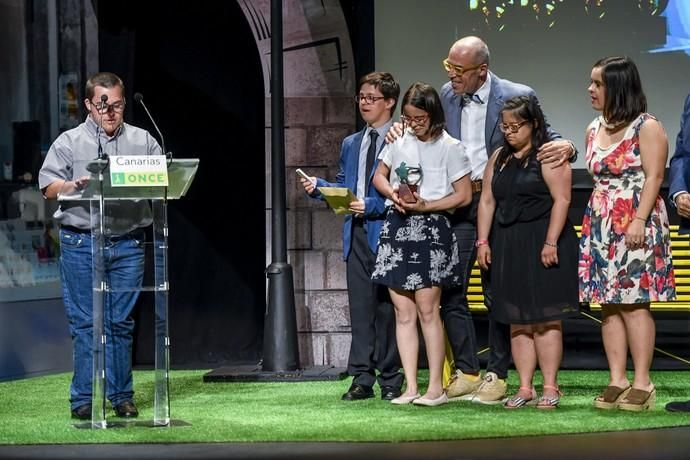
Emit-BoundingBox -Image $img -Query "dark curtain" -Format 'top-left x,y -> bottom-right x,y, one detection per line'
97,0 -> 265,367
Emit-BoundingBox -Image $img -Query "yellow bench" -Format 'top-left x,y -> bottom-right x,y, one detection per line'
466,225 -> 690,312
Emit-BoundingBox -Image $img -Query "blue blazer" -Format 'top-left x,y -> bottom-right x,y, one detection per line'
311,127 -> 387,260
439,71 -> 563,156
668,93 -> 690,234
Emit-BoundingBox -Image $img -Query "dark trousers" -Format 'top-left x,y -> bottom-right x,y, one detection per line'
440,191 -> 511,379
346,222 -> 403,389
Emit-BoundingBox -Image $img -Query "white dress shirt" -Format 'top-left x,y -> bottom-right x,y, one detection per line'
460,73 -> 492,181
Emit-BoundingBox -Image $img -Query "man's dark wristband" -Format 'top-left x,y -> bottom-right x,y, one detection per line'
568,141 -> 578,163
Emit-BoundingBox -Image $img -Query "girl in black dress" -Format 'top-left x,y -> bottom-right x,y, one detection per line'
476,96 -> 579,409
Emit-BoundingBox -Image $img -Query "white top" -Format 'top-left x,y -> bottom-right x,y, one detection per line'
461,72 -> 492,181
379,129 -> 471,206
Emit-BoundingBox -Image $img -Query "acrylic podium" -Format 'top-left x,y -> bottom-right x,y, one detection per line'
58,157 -> 199,428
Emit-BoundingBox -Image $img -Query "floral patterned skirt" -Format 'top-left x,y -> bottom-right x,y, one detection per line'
372,209 -> 461,291
579,189 -> 676,304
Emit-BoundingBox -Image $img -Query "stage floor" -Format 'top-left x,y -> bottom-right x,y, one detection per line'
2,425 -> 690,459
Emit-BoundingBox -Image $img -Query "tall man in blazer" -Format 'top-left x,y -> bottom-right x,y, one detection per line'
668,93 -> 690,234
438,36 -> 577,403
300,72 -> 404,401
666,92 -> 690,412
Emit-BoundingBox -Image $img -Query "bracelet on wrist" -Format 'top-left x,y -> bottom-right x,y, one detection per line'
475,239 -> 489,248
634,216 -> 647,223
568,141 -> 576,158
543,241 -> 558,248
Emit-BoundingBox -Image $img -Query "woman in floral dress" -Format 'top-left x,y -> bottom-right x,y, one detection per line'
580,56 -> 675,411
372,82 -> 472,406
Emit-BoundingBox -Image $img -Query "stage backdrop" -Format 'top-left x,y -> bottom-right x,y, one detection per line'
97,0 -> 266,367
375,0 -> 690,168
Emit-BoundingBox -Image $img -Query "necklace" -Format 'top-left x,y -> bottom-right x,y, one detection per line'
600,116 -> 624,131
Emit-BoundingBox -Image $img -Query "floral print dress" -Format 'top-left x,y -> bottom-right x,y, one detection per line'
579,114 -> 676,304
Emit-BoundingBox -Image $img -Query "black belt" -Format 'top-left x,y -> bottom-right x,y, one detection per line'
352,216 -> 365,226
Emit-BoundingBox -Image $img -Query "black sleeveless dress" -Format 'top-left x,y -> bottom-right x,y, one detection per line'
489,154 -> 579,325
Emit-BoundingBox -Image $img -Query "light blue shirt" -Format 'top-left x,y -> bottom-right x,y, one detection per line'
357,119 -> 393,199
38,116 -> 161,233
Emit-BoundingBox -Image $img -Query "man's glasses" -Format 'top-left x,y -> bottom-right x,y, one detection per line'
499,120 -> 529,133
401,114 -> 428,125
442,59 -> 482,76
91,100 -> 125,113
355,94 -> 385,104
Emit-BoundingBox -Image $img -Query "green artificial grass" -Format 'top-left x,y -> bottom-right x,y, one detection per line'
1,370 -> 690,444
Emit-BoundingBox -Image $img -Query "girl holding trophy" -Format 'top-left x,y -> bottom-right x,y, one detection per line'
372,82 -> 472,406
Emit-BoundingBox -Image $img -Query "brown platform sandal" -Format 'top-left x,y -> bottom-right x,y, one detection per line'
618,387 -> 656,412
593,385 -> 631,410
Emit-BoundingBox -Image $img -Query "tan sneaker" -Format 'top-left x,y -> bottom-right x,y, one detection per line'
471,372 -> 508,405
445,370 -> 482,401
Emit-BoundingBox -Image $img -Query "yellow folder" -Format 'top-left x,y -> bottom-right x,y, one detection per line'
319,187 -> 357,215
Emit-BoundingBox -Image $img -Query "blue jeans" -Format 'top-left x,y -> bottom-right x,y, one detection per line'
59,228 -> 145,410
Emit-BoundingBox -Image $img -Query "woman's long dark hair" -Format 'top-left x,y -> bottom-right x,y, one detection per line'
496,95 -> 548,167
401,82 -> 445,141
593,56 -> 647,126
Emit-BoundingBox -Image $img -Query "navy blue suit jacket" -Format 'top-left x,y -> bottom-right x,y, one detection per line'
311,127 -> 387,260
439,71 -> 563,157
668,93 -> 690,234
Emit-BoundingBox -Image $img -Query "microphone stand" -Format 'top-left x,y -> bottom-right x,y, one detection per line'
91,92 -> 110,426
133,93 -> 170,165
132,92 -> 171,421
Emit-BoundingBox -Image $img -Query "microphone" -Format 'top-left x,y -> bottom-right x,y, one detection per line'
97,94 -> 108,160
133,92 -> 169,160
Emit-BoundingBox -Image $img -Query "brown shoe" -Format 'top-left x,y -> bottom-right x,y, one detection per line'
593,385 -> 631,410
618,388 -> 656,412
71,403 -> 92,420
114,401 -> 139,418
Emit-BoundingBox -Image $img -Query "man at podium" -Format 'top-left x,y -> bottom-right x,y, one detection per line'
38,72 -> 161,420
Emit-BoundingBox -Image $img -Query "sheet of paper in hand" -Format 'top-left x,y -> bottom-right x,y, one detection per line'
318,187 -> 357,215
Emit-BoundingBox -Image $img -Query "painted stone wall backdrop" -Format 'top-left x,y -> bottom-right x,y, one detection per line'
238,0 -> 356,367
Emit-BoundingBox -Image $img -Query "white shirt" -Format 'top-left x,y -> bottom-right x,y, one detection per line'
379,130 -> 471,206
357,120 -> 393,199
460,72 -> 492,181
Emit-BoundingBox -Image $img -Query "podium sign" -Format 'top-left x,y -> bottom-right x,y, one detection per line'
59,158 -> 198,428
109,155 -> 169,187
73,158 -> 199,200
